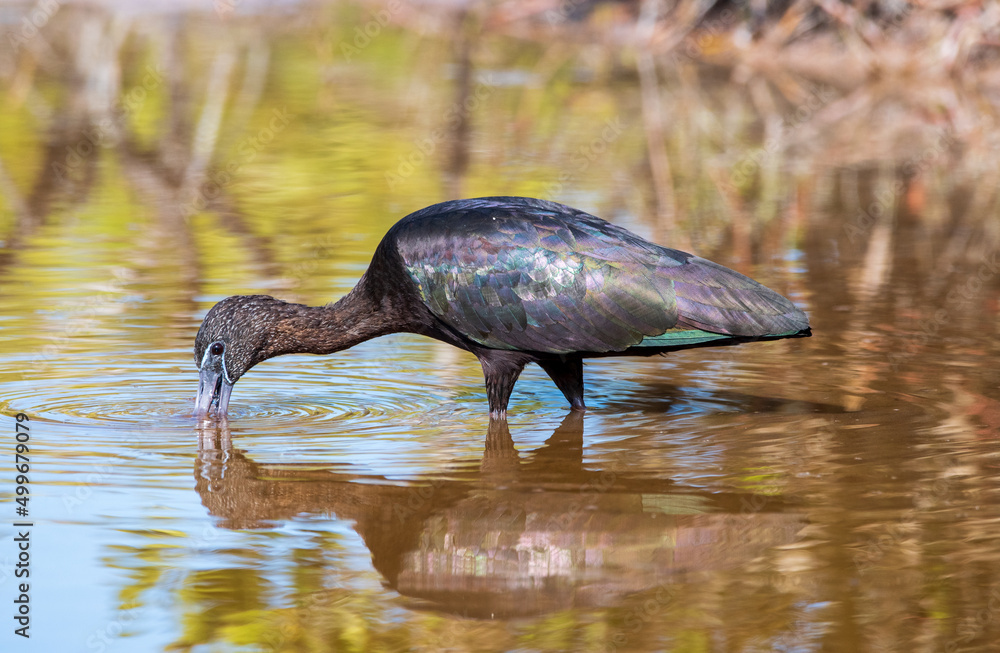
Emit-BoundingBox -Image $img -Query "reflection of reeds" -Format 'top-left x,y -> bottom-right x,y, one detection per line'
2,0 -> 997,375
394,0 -> 997,234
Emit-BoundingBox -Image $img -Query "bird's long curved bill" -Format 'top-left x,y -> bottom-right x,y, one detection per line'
194,366 -> 233,418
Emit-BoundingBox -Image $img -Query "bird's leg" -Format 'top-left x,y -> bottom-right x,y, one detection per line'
478,352 -> 530,419
538,357 -> 586,411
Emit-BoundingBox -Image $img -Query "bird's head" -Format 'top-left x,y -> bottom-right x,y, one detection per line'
193,295 -> 288,419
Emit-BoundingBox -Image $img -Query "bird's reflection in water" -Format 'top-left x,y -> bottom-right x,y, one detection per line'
195,416 -> 805,618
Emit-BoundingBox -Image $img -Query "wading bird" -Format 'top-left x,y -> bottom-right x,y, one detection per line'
194,197 -> 810,419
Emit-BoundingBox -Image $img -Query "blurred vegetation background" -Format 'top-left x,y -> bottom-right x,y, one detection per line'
3,0 -> 999,245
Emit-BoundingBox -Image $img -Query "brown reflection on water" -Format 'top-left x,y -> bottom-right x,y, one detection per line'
196,416 -> 805,619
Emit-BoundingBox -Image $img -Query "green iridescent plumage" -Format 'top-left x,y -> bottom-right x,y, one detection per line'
392,197 -> 808,355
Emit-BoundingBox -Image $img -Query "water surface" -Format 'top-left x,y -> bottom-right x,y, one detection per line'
1,3 -> 999,652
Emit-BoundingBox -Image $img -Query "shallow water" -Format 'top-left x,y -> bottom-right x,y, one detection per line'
2,3 -> 1000,652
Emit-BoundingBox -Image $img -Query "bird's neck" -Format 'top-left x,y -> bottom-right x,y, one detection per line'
266,283 -> 394,358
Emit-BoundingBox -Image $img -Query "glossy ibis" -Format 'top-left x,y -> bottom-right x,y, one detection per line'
194,197 -> 810,419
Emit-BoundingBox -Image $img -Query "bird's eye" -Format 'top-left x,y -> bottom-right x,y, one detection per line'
210,342 -> 224,356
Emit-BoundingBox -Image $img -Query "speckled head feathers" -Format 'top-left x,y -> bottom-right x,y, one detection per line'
194,295 -> 292,382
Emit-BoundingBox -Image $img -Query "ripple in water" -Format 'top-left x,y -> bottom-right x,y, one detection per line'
6,349 -> 453,429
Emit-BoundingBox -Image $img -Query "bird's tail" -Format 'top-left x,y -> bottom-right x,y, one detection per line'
669,256 -> 810,337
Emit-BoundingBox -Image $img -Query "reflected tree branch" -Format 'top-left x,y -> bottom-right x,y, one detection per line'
182,45 -> 237,197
